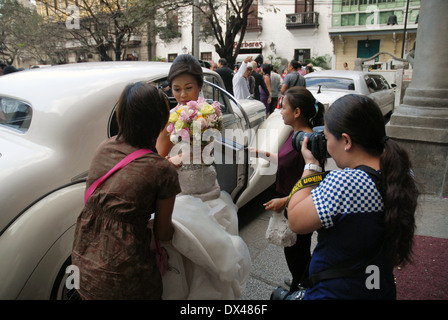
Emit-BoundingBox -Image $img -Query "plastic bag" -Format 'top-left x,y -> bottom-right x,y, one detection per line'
265,211 -> 297,247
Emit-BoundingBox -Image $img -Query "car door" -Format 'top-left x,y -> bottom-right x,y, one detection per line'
202,75 -> 249,201
377,74 -> 395,115
365,74 -> 394,117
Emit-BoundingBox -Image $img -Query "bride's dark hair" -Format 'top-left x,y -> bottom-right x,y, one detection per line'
325,94 -> 419,267
168,54 -> 204,89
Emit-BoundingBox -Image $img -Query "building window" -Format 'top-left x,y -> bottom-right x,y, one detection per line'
341,14 -> 356,26
342,0 -> 358,6
294,49 -> 311,63
168,54 -> 178,62
247,0 -> 262,32
201,52 -> 212,62
295,0 -> 314,12
158,10 -> 181,41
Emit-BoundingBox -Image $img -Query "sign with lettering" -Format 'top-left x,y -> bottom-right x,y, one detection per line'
234,41 -> 264,49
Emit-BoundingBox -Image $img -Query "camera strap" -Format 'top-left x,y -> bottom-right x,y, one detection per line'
284,171 -> 329,215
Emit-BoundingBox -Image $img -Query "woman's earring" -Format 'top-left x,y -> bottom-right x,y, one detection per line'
344,147 -> 348,152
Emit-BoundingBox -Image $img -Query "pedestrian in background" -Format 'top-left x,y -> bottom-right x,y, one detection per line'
72,83 -> 180,300
2,65 -> 19,75
216,58 -> 234,95
269,66 -> 283,115
287,94 -> 418,299
297,61 -> 306,76
305,65 -> 314,74
251,61 -> 269,101
281,60 -> 306,95
259,64 -> 272,116
281,67 -> 288,81
232,56 -> 253,100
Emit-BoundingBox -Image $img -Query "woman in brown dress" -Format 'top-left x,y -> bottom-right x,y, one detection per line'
72,82 -> 181,299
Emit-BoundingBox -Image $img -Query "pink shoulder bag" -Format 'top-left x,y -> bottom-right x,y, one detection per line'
84,148 -> 169,275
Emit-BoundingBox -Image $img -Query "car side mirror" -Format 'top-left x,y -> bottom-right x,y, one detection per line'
390,83 -> 397,88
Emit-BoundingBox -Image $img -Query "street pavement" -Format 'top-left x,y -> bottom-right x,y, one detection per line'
237,159 -> 448,300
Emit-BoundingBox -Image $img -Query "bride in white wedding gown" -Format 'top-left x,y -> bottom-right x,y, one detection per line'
155,54 -> 251,300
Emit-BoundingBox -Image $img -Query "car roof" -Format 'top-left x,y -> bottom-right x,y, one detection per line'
0,61 -> 175,110
305,70 -> 368,79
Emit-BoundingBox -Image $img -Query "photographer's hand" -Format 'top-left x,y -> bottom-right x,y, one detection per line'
301,136 -> 319,167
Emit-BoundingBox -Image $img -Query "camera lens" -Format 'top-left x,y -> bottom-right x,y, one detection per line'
292,131 -> 312,152
292,126 -> 329,162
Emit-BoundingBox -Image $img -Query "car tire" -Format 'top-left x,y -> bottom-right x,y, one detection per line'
50,256 -> 81,300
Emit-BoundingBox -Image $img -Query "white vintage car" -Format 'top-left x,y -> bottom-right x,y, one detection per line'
305,70 -> 396,119
0,61 -> 290,299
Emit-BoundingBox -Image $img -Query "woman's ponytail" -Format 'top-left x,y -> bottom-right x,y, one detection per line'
380,139 -> 419,266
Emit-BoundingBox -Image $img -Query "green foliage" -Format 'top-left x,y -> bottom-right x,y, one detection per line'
156,19 -> 182,43
304,54 -> 332,70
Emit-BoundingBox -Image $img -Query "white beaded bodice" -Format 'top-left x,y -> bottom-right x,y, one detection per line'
177,164 -> 221,201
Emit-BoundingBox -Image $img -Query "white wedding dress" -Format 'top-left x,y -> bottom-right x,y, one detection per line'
161,164 -> 251,300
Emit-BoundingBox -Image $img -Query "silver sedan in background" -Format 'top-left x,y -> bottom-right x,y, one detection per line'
305,70 -> 396,120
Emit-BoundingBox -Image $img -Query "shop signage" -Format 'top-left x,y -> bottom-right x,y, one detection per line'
234,41 -> 264,49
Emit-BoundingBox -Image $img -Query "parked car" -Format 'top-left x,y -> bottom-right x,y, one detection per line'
0,61 -> 290,299
304,70 -> 396,119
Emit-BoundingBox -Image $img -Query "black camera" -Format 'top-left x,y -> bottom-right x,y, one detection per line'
270,286 -> 306,300
292,126 -> 329,162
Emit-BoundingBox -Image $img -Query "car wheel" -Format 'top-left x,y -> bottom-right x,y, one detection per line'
50,256 -> 81,300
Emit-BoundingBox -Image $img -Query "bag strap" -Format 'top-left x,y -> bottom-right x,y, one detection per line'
292,72 -> 300,87
84,148 -> 153,204
301,245 -> 384,288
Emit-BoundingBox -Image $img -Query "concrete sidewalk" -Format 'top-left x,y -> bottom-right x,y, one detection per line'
238,188 -> 448,300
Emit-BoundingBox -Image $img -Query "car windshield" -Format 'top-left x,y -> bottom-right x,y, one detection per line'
306,77 -> 355,91
0,97 -> 32,133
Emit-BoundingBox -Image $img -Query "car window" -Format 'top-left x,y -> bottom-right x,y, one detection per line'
0,97 -> 32,133
203,75 -> 229,114
365,75 -> 389,92
377,75 -> 390,89
305,77 -> 355,91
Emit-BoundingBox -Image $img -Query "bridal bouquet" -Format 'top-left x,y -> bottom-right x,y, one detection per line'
167,98 -> 223,145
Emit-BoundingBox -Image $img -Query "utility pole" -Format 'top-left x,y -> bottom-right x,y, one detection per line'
192,0 -> 200,59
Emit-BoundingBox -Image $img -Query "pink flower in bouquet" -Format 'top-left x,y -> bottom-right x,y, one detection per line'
212,101 -> 222,117
166,122 -> 175,134
194,116 -> 207,130
186,100 -> 199,110
205,114 -> 218,127
179,108 -> 198,123
167,98 -> 223,146
178,128 -> 190,141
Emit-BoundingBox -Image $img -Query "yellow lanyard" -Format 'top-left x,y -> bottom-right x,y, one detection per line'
285,171 -> 329,208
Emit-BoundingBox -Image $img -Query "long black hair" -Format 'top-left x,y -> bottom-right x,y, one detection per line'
116,82 -> 169,151
283,86 -> 324,128
325,94 -> 419,266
